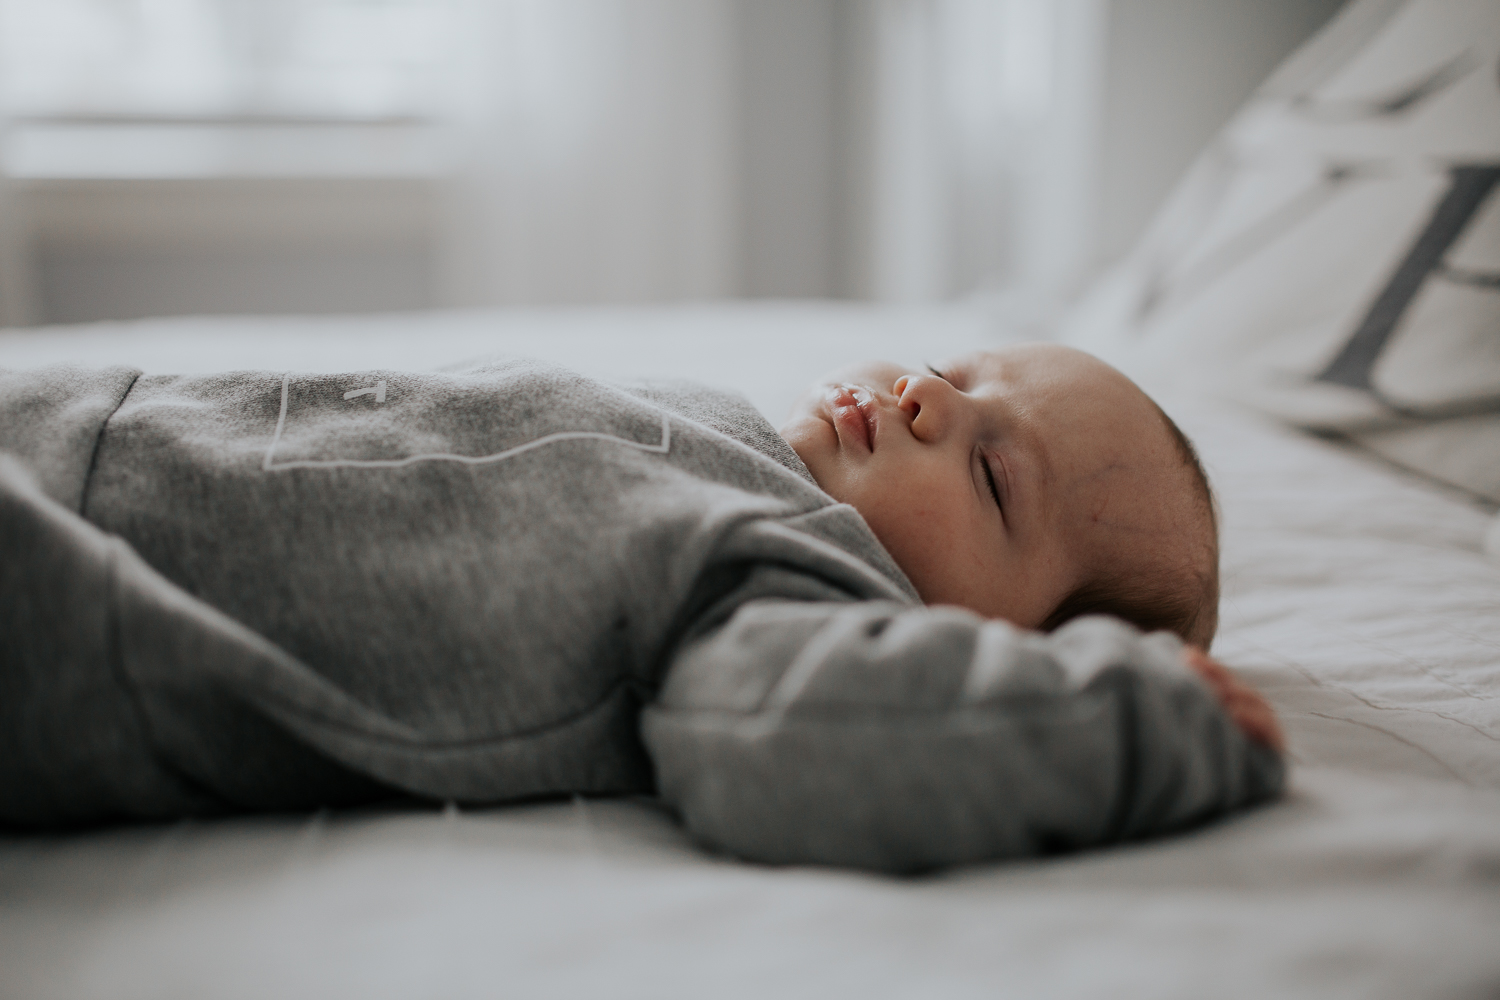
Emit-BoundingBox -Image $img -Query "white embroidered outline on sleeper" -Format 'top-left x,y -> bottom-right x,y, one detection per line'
262,374 -> 671,471
343,380 -> 387,403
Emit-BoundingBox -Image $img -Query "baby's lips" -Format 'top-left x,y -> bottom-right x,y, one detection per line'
825,383 -> 871,406
825,384 -> 874,451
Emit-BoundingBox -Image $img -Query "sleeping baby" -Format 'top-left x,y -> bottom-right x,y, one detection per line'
0,344 -> 1283,872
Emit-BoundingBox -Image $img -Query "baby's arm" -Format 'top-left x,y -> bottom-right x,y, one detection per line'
643,597 -> 1284,873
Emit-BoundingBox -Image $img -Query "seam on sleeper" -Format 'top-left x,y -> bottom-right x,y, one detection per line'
78,370 -> 140,517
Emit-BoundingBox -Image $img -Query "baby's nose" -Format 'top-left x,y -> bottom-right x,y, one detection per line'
895,374 -> 955,441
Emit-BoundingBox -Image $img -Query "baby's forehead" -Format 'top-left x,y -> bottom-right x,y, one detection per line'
958,347 -> 1155,416
959,342 -> 1119,373
1063,421 -> 1213,559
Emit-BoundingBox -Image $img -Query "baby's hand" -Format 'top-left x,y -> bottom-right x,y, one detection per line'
1182,647 -> 1286,754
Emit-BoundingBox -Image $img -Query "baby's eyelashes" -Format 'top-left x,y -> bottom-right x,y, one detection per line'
980,452 -> 1003,513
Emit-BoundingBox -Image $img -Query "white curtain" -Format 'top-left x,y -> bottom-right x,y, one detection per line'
437,0 -> 740,306
434,0 -> 1105,308
845,0 -> 1104,306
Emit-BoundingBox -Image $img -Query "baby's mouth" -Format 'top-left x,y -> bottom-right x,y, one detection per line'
826,384 -> 874,452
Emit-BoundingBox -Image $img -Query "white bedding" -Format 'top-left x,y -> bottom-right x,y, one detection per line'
2,304 -> 1498,1000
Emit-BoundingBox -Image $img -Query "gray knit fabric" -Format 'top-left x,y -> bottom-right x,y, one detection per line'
0,359 -> 1282,871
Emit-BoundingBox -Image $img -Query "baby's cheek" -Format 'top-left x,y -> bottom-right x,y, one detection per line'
864,508 -> 973,605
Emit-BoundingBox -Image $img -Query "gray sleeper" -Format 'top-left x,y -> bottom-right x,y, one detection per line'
0,359 -> 1282,872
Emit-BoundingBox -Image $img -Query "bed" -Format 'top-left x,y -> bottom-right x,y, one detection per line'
0,300 -> 1497,1000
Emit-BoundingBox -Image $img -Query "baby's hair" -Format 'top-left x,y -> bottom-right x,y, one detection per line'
1040,405 -> 1220,647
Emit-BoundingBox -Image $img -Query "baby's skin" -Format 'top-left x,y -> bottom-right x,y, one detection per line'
779,342 -> 1284,753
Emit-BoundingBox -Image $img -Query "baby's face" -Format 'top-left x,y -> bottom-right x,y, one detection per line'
780,343 -> 1212,634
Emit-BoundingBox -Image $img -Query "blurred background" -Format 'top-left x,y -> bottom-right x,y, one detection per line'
0,0 -> 1344,328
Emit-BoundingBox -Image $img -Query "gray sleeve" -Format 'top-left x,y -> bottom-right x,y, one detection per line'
642,597 -> 1285,873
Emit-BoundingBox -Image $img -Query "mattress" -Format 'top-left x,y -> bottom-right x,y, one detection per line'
2,303 -> 1498,1000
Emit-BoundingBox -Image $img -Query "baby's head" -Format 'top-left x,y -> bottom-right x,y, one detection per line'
780,343 -> 1219,646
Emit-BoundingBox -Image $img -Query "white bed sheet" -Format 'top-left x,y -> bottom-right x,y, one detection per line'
2,304 -> 1498,1000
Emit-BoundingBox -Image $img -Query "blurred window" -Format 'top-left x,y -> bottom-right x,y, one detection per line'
0,0 -> 456,178
0,0 -> 455,121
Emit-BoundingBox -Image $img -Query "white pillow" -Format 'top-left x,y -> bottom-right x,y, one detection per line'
1062,0 -> 1500,502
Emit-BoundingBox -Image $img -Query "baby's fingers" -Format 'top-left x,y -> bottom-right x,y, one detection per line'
1226,688 -> 1286,754
1182,647 -> 1286,754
